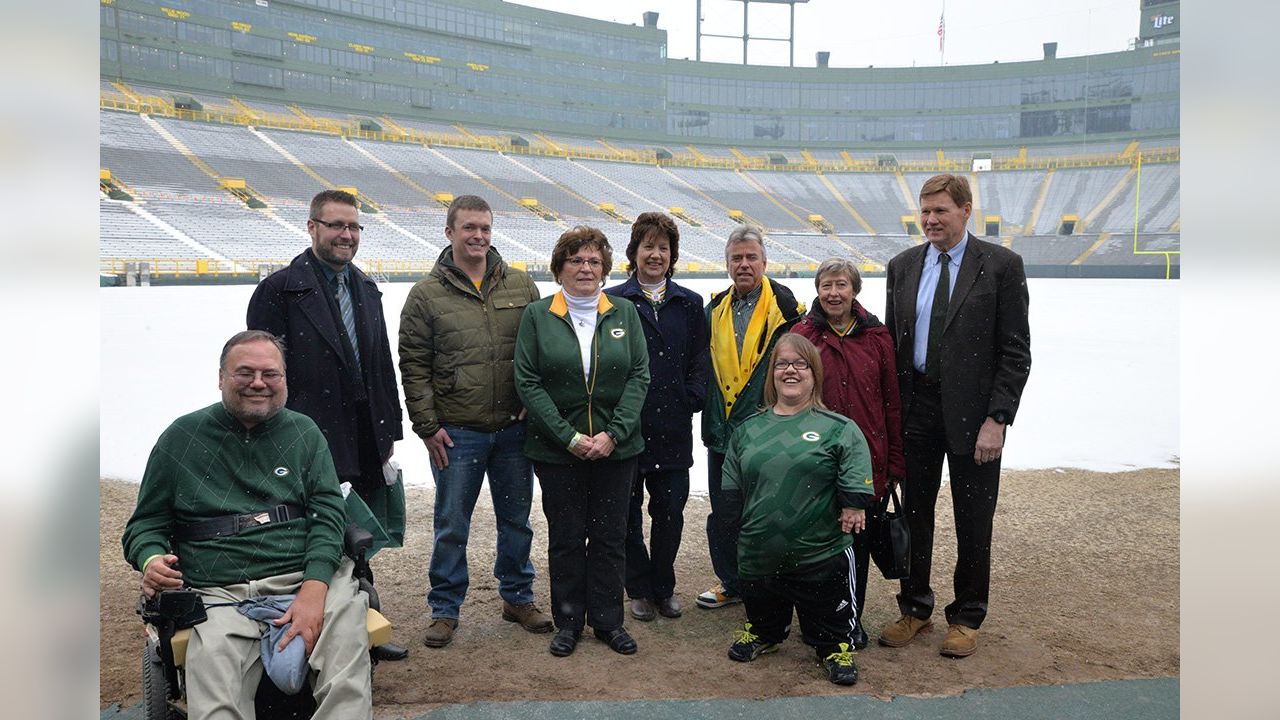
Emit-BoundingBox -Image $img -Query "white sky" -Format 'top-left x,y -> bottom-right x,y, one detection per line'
509,0 -> 1140,68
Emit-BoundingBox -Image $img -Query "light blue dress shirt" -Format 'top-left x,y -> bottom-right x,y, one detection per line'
912,234 -> 969,373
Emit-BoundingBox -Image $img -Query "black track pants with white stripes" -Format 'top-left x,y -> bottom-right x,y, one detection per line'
740,546 -> 860,658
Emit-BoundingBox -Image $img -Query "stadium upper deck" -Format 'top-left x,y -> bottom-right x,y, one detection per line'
99,1 -> 1178,281
100,0 -> 1178,152
99,87 -> 1179,280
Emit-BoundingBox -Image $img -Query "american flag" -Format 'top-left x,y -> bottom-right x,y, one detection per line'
938,12 -> 945,53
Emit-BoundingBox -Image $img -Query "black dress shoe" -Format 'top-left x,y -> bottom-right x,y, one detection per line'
851,624 -> 869,651
629,598 -> 656,621
656,596 -> 683,618
549,628 -> 580,657
593,626 -> 638,655
371,642 -> 410,661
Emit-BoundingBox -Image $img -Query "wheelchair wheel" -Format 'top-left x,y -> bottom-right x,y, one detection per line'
142,642 -> 182,720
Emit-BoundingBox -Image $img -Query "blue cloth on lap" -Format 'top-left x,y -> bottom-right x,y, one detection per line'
235,594 -> 308,695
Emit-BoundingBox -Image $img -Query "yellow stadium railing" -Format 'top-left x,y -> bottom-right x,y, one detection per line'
101,91 -> 1177,174
100,257 -> 444,278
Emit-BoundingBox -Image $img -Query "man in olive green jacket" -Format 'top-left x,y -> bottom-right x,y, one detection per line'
398,196 -> 552,647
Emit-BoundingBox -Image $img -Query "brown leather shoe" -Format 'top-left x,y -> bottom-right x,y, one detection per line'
656,596 -> 683,618
422,618 -> 457,648
502,601 -> 555,633
878,615 -> 932,648
940,624 -> 978,657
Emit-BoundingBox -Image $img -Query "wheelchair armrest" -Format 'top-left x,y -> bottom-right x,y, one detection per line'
343,523 -> 374,559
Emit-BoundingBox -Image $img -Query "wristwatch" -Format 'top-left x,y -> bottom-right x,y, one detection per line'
988,410 -> 1011,425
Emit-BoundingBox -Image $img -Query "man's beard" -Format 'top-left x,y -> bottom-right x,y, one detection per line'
227,391 -> 283,425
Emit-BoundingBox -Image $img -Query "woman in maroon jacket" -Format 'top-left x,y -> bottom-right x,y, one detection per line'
791,257 -> 905,649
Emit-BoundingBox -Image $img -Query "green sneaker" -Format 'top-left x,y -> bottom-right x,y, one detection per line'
727,622 -> 779,662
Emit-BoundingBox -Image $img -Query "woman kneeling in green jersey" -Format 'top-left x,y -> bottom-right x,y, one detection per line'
720,333 -> 875,686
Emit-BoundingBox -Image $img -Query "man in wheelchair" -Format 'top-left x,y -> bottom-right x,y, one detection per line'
123,330 -> 375,719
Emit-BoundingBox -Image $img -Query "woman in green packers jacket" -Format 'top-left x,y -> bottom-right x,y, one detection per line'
514,226 -> 651,658
720,333 -> 875,687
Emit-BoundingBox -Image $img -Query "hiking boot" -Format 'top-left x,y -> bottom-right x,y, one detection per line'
940,624 -> 978,658
696,585 -> 742,609
727,623 -> 780,662
502,601 -> 555,633
820,643 -> 859,686
422,618 -> 457,648
878,615 -> 932,647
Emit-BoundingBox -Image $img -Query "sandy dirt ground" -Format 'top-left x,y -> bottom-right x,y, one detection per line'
100,468 -> 1178,717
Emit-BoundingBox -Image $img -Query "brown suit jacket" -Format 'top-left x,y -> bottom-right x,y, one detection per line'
884,234 -> 1031,454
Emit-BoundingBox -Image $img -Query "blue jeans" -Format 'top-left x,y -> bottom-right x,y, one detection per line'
427,423 -> 536,619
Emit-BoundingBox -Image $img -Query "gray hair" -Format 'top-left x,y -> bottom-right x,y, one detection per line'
220,330 -> 287,370
814,258 -> 863,294
725,224 -> 766,259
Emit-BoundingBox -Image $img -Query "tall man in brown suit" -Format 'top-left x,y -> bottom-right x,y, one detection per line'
880,174 -> 1031,658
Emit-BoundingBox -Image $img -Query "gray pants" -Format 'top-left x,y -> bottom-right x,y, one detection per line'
187,559 -> 371,720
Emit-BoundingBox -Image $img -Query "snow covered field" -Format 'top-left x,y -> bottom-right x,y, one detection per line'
100,278 -> 1178,490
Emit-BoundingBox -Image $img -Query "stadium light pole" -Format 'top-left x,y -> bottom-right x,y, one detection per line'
696,0 -> 809,67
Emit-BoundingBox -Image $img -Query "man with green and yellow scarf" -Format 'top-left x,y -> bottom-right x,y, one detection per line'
698,226 -> 804,610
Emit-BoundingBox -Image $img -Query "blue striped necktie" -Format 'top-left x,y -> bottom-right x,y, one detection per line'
335,273 -> 362,373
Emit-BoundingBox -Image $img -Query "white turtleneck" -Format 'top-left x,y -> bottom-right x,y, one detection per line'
563,290 -> 599,378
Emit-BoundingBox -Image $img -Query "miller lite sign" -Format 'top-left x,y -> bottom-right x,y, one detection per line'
1139,2 -> 1179,39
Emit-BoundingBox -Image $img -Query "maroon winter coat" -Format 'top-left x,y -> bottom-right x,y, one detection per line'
792,300 -> 905,499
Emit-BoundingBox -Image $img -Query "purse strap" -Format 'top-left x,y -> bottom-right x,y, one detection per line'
885,483 -> 903,514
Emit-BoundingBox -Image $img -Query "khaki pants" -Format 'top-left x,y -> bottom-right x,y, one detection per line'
186,559 -> 371,720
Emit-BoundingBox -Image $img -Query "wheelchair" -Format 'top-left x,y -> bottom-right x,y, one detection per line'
138,524 -> 393,720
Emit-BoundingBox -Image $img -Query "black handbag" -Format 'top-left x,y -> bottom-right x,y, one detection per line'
868,484 -> 910,580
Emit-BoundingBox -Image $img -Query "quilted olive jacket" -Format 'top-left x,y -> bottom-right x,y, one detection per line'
399,247 -> 539,438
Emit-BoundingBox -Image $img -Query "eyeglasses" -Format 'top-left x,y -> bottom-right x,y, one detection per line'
773,360 -> 811,371
311,218 -> 364,233
565,257 -> 603,269
228,369 -> 285,384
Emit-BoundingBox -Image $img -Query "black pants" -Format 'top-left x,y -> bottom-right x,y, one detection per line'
625,467 -> 690,601
741,549 -> 860,658
535,457 -> 636,633
705,449 -> 740,596
898,379 -> 1001,629
851,509 -> 873,622
340,405 -> 406,547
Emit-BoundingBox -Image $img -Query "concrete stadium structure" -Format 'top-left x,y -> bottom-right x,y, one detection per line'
99,0 -> 1179,282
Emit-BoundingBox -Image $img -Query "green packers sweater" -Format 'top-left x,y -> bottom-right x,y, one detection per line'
722,407 -> 874,578
122,403 -> 346,587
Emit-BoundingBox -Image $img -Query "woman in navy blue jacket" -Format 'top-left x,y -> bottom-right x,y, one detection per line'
604,212 -> 710,621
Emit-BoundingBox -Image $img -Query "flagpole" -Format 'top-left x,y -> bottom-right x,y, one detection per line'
939,2 -> 946,66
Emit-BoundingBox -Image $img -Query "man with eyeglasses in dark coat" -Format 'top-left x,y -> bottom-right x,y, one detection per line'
247,189 -> 407,661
